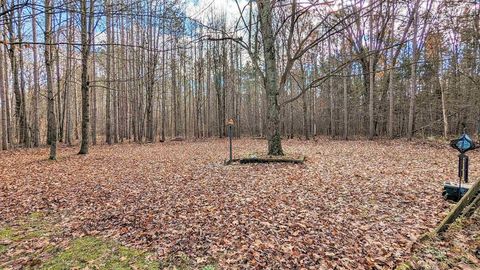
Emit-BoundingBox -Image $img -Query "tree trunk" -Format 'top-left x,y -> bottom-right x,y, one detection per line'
7,6 -> 25,146
368,13 -> 375,140
343,64 -> 348,140
78,0 -> 92,154
16,3 -> 29,147
31,0 -> 40,147
90,21 -> 97,145
161,6 -> 166,142
387,51 -> 395,139
407,9 -> 419,140
65,9 -> 73,146
328,38 -> 335,138
105,0 -> 112,145
258,0 -> 283,155
2,40 -> 12,146
45,0 -> 57,159
0,36 -> 7,150
440,74 -> 448,139
112,20 -> 119,144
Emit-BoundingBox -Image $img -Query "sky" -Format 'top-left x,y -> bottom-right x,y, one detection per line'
185,0 -> 249,27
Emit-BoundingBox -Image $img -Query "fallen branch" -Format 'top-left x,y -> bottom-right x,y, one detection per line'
433,179 -> 480,235
239,155 -> 305,164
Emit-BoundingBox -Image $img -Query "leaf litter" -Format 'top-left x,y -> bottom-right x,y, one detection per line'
1,138 -> 477,269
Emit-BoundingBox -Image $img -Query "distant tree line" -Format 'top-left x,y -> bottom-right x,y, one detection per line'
0,0 -> 478,158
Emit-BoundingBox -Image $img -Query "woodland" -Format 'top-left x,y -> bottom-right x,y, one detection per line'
0,0 -> 477,156
0,0 -> 480,269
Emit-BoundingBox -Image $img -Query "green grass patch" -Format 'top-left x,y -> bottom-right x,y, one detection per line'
395,262 -> 412,270
158,252 -> 217,270
423,247 -> 447,261
0,244 -> 7,255
0,227 -> 14,241
41,236 -> 159,270
1,212 -> 217,269
0,212 -> 49,243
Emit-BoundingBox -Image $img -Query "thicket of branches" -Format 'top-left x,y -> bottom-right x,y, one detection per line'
0,0 -> 478,157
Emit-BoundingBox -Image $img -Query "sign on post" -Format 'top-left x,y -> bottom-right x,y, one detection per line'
226,119 -> 235,164
444,132 -> 477,201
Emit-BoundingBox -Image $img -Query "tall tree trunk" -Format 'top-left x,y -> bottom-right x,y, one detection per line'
387,12 -> 395,139
65,8 -> 73,146
105,0 -> 112,145
258,0 -> 283,155
214,41 -> 223,138
440,77 -> 448,139
90,22 -> 97,145
328,38 -> 335,138
171,44 -> 178,138
300,64 -> 309,140
45,0 -> 57,159
407,9 -> 419,140
0,34 -> 7,150
387,49 -> 395,138
343,64 -> 349,140
55,34 -> 63,143
112,19 -> 118,144
7,4 -> 26,146
183,48 -> 188,137
2,40 -> 12,145
368,13 -> 375,140
16,3 -> 29,147
161,7 -> 166,142
78,0 -> 92,154
145,6 -> 156,143
31,0 -> 40,147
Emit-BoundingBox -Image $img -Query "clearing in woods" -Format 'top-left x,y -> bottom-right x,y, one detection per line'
0,138 -> 476,269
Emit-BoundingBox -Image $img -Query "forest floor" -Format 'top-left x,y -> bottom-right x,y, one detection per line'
405,208 -> 480,270
0,138 -> 479,269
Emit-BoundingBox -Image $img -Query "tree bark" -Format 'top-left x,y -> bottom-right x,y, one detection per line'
90,17 -> 97,145
105,0 -> 112,145
368,13 -> 375,140
328,38 -> 335,138
407,8 -> 419,140
45,0 -> 57,159
258,0 -> 283,155
78,0 -> 92,154
0,34 -> 7,150
2,39 -> 12,146
7,4 -> 26,146
16,3 -> 29,147
343,63 -> 349,140
31,0 -> 40,147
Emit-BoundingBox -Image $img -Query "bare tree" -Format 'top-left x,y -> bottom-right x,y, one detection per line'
79,0 -> 94,154
45,0 -> 57,160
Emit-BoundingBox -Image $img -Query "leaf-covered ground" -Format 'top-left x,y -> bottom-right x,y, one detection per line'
406,208 -> 480,270
0,138 -> 478,269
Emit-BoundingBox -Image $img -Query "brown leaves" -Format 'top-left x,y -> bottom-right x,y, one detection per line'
1,138 -> 476,269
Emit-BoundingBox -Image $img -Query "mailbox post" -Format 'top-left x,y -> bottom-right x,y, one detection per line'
227,119 -> 234,164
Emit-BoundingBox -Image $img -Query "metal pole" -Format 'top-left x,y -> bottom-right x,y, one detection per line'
464,155 -> 469,183
229,125 -> 232,163
458,153 -> 464,199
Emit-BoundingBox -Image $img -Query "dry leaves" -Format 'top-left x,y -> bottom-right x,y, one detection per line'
1,138 -> 477,269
